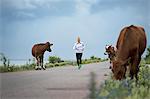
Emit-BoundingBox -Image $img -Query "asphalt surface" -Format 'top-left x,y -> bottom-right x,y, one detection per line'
1,61 -> 111,99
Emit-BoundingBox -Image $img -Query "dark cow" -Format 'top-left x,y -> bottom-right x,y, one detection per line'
104,45 -> 116,69
32,42 -> 53,70
111,25 -> 147,80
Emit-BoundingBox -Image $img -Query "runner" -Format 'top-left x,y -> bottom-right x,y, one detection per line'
73,37 -> 85,69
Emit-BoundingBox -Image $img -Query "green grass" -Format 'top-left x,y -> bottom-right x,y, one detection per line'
0,57 -> 107,73
88,64 -> 150,99
145,58 -> 150,64
0,63 -> 35,73
45,61 -> 74,68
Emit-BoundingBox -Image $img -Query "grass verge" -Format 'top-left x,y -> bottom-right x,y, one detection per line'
88,64 -> 150,99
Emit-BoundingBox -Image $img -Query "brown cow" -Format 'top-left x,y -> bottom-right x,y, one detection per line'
104,45 -> 116,69
32,42 -> 53,70
111,25 -> 147,81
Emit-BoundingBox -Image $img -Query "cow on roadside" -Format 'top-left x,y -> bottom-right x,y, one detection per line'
32,42 -> 53,70
111,25 -> 147,81
104,45 -> 116,69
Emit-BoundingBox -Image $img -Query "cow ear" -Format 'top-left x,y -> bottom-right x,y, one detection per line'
104,52 -> 107,55
50,44 -> 53,46
112,47 -> 114,50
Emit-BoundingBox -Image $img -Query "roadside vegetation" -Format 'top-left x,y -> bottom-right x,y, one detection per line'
144,46 -> 150,64
89,46 -> 150,99
0,55 -> 107,73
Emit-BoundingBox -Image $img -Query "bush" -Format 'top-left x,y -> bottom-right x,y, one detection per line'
95,65 -> 150,99
48,56 -> 61,63
45,63 -> 55,68
82,59 -> 101,64
145,46 -> 150,64
88,72 -> 97,99
45,61 -> 73,68
0,66 -> 9,72
90,56 -> 101,60
0,63 -> 35,73
54,63 -> 59,67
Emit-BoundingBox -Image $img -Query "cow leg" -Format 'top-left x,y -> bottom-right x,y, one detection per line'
41,55 -> 46,70
38,56 -> 42,70
35,57 -> 39,70
123,66 -> 127,79
135,57 -> 141,81
130,54 -> 140,81
129,64 -> 134,79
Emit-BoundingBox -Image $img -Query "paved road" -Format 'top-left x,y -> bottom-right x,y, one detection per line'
1,61 -> 111,99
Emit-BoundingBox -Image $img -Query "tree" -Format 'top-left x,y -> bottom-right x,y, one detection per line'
0,53 -> 7,67
90,56 -> 96,60
48,56 -> 61,63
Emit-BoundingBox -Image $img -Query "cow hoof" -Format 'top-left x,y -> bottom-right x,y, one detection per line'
35,66 -> 39,70
42,68 -> 46,70
109,66 -> 112,69
35,68 -> 38,70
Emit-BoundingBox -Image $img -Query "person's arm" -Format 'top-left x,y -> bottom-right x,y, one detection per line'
82,42 -> 85,51
73,43 -> 76,50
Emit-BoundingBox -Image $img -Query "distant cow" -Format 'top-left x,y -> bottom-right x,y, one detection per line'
104,45 -> 116,69
32,42 -> 53,70
111,25 -> 147,80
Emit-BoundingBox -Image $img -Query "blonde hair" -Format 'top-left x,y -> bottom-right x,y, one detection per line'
77,36 -> 80,43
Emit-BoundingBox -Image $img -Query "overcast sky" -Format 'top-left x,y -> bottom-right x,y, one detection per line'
0,0 -> 150,62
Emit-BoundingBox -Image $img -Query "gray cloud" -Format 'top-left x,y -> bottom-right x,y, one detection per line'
91,0 -> 149,14
1,0 -> 75,21
1,0 -> 149,21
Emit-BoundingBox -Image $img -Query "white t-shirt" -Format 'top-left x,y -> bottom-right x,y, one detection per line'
73,42 -> 85,53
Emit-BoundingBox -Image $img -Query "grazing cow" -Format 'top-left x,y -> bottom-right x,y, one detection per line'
111,25 -> 147,80
104,45 -> 116,69
32,42 -> 53,70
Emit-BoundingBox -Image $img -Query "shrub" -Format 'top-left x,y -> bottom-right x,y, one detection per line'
45,61 -> 73,68
48,56 -> 61,63
88,64 -> 150,99
0,63 -> 36,73
88,72 -> 97,99
90,56 -> 101,60
54,63 -> 59,67
45,63 -> 55,68
145,46 -> 150,64
82,59 -> 101,64
90,56 -> 96,60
